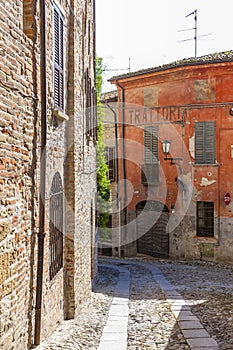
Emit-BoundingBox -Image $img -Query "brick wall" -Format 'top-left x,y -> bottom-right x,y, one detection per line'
0,0 -> 97,348
0,0 -> 35,347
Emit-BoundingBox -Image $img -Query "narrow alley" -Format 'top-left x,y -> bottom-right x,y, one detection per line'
34,257 -> 233,350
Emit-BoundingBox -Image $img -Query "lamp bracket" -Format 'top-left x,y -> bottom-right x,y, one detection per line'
164,157 -> 183,165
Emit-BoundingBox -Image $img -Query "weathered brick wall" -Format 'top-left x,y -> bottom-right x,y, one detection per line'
39,0 -> 97,341
0,0 -> 97,348
0,0 -> 35,348
72,0 -> 96,313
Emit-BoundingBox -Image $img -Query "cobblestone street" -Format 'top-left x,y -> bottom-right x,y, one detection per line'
35,257 -> 233,350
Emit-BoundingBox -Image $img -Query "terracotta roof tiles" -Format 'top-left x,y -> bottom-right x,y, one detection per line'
109,50 -> 233,81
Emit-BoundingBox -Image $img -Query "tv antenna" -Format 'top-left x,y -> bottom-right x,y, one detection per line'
103,57 -> 131,73
178,9 -> 212,57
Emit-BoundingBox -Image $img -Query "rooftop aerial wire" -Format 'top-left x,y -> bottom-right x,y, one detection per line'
103,57 -> 131,72
178,9 -> 197,57
178,9 -> 212,58
186,9 -> 197,57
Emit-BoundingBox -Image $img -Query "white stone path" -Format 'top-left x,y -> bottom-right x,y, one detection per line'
98,264 -> 130,350
98,260 -> 220,350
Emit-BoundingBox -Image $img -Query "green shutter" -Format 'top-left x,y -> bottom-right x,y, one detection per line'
144,126 -> 158,163
195,122 -> 215,164
205,122 -> 215,164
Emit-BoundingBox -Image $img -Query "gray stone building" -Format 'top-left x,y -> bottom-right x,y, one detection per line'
0,0 -> 97,349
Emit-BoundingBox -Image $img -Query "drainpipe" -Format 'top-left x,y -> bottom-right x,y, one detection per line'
93,0 -> 96,81
34,0 -> 47,345
116,81 -> 127,257
106,103 -> 119,186
106,102 -> 121,256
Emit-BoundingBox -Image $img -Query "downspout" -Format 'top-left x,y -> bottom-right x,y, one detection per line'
116,81 -> 127,256
106,103 -> 119,186
93,0 -> 96,81
34,0 -> 47,345
106,102 -> 121,256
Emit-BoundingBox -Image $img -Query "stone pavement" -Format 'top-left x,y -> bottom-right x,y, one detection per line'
35,257 -> 233,349
98,265 -> 130,350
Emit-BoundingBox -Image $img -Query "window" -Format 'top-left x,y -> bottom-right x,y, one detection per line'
85,70 -> 97,140
54,6 -> 64,111
142,126 -> 159,185
144,126 -> 158,163
49,172 -> 63,280
195,122 -> 215,164
197,201 -> 214,237
106,146 -> 116,182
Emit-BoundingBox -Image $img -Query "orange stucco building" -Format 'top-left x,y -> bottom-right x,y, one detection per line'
109,51 -> 233,262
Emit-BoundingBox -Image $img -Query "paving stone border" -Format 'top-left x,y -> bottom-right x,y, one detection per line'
98,264 -> 130,350
100,258 -> 220,350
34,257 -> 232,349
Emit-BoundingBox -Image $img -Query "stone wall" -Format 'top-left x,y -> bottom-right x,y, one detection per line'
0,0 -> 35,347
0,0 -> 97,349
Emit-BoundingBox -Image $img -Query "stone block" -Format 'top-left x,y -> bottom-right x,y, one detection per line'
0,220 -> 11,241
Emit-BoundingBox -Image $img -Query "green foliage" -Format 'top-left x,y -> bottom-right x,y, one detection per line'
95,57 -> 111,236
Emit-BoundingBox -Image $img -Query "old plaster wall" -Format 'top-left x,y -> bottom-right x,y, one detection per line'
114,61 -> 233,262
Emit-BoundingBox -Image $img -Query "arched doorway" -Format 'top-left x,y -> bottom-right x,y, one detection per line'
136,200 -> 169,258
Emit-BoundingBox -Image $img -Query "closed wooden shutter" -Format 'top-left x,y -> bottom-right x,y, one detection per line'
54,7 -> 64,110
143,126 -> 159,185
144,126 -> 158,163
205,122 -> 215,164
195,122 -> 215,164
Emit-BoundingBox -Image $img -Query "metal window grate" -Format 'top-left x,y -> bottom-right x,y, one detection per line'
49,172 -> 63,280
197,201 -> 214,237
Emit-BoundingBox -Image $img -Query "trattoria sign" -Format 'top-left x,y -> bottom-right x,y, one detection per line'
127,106 -> 187,125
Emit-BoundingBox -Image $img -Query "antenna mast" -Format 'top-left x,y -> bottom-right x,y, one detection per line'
185,9 -> 197,57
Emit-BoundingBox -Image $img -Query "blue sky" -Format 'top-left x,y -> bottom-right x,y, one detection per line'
96,0 -> 233,91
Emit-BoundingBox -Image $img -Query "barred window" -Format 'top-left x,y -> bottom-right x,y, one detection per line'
195,122 -> 215,164
49,172 -> 63,280
197,201 -> 214,237
54,5 -> 64,111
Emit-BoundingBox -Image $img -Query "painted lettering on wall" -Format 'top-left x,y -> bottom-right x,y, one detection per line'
127,106 -> 187,124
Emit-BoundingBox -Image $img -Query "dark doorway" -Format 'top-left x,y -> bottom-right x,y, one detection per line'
136,200 -> 169,258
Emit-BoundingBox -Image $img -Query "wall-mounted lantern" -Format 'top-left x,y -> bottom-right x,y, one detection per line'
162,140 -> 183,164
224,192 -> 231,206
